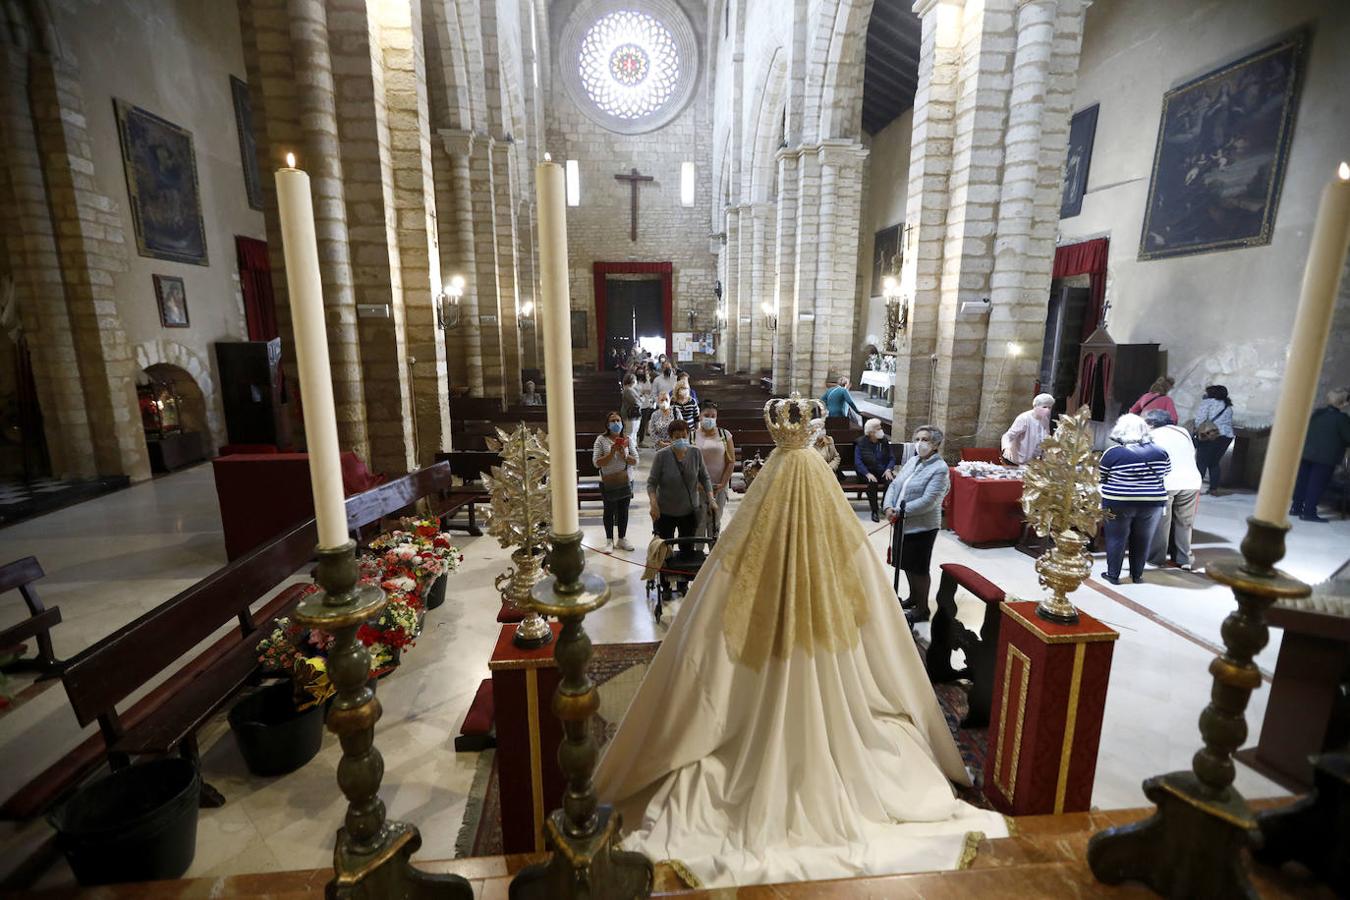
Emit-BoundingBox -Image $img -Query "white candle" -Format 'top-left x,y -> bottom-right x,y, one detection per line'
1254,163 -> 1350,524
275,156 -> 349,549
535,159 -> 580,534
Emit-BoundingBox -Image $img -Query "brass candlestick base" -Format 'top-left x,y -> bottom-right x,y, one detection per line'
1034,528 -> 1091,624
1088,517 -> 1310,899
496,547 -> 552,649
293,542 -> 473,900
509,531 -> 653,900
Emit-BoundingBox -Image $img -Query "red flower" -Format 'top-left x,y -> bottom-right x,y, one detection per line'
357,624 -> 382,646
416,524 -> 438,538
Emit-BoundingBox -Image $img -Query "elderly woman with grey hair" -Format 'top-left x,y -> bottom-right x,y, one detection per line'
1001,392 -> 1055,464
882,424 -> 949,622
1098,413 -> 1171,585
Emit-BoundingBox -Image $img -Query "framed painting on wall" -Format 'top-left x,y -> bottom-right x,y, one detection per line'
153,275 -> 190,328
871,224 -> 902,296
1060,103 -> 1098,218
230,76 -> 264,211
1137,29 -> 1308,261
570,310 -> 587,349
114,99 -> 209,265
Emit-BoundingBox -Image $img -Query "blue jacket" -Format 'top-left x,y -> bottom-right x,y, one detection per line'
854,437 -> 894,477
820,385 -> 859,418
883,453 -> 949,534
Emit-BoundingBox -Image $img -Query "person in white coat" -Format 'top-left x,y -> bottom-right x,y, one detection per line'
1143,409 -> 1203,571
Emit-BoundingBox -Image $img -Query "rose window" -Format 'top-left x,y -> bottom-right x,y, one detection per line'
578,10 -> 680,121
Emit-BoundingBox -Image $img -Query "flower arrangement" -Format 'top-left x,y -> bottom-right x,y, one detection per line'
367,517 -> 464,586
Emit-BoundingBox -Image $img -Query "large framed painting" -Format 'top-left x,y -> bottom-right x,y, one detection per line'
1138,30 -> 1308,261
570,310 -> 588,349
230,76 -> 264,211
113,99 -> 209,266
871,224 -> 902,296
1060,103 -> 1098,219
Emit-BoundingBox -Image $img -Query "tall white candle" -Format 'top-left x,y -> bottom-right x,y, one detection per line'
1253,163 -> 1350,524
275,156 -> 349,549
535,159 -> 580,534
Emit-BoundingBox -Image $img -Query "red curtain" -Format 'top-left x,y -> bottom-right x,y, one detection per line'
236,236 -> 278,341
591,261 -> 673,370
1052,237 -> 1109,341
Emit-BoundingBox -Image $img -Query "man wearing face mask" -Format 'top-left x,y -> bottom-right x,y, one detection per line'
1001,393 -> 1056,465
855,418 -> 897,522
648,419 -> 716,554
882,425 -> 950,622
694,402 -> 735,538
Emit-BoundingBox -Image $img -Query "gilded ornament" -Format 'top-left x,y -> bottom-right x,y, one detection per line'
483,425 -> 554,647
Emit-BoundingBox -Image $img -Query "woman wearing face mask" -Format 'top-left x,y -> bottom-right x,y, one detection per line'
882,426 -> 950,622
1098,414 -> 1171,585
648,419 -> 716,555
594,411 -> 639,553
672,382 -> 700,429
1000,393 -> 1056,465
648,391 -> 676,449
855,418 -> 896,522
695,402 -> 735,538
635,367 -> 656,446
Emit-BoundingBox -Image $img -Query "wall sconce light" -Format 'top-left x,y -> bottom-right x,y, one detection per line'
438,274 -> 465,329
882,275 -> 906,350
761,301 -> 778,333
518,299 -> 535,330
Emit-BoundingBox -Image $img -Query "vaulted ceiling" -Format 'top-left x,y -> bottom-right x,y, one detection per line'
862,0 -> 922,135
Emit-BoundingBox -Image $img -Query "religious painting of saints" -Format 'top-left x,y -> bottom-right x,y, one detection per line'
1138,29 -> 1308,261
1060,104 -> 1098,219
570,310 -> 588,349
113,99 -> 209,266
871,224 -> 902,297
230,76 -> 264,211
153,275 -> 190,328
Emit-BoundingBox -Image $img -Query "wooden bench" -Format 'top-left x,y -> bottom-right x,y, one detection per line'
12,465 -> 459,819
0,557 -> 63,680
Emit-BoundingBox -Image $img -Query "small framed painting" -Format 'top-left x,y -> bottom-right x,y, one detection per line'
154,275 -> 190,328
1060,103 -> 1098,218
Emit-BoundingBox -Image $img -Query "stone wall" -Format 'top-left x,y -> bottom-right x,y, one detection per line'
1060,0 -> 1350,427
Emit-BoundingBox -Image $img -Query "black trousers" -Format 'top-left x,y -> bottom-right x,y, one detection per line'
638,407 -> 654,443
655,512 -> 698,555
602,496 -> 631,539
1195,436 -> 1231,488
862,474 -> 887,514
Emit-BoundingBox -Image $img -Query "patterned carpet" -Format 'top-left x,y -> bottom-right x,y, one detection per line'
456,639 -> 990,858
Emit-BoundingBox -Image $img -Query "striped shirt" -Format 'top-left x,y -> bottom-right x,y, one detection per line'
672,396 -> 700,428
1099,442 -> 1171,506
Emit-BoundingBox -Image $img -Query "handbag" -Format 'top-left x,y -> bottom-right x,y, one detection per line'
1195,419 -> 1221,441
601,471 -> 630,487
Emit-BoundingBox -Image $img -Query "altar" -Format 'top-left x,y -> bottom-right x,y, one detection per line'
947,467 -> 1025,545
860,369 -> 895,402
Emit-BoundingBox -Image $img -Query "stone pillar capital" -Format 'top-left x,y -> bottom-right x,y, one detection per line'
775,145 -> 803,163
912,0 -> 965,19
438,128 -> 490,158
815,139 -> 869,167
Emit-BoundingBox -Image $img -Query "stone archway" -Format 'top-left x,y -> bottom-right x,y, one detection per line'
133,340 -> 222,448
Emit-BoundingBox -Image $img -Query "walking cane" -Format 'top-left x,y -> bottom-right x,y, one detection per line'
890,511 -> 905,599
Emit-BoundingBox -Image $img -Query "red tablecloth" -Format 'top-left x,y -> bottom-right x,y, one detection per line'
947,468 -> 1025,544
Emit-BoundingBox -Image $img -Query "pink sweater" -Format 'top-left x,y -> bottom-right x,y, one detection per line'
1130,392 -> 1178,422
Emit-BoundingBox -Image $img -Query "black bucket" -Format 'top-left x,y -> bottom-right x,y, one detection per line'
424,573 -> 448,610
228,681 -> 324,776
48,757 -> 200,885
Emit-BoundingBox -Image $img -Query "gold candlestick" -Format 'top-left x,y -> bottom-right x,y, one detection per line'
1019,405 -> 1104,624
484,424 -> 553,648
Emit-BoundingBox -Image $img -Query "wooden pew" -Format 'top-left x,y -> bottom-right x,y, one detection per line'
0,557 -> 64,679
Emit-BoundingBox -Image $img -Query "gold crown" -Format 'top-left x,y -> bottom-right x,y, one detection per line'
763,393 -> 824,450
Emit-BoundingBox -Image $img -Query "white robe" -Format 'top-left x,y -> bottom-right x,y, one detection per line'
593,447 -> 1008,888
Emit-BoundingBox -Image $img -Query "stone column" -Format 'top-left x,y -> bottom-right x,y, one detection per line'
788,148 -> 821,395
978,0 -> 1084,444
438,129 -> 484,396
735,204 -> 754,374
491,138 -> 522,401
772,148 -> 800,391
747,202 -> 776,377
811,140 -> 868,390
471,137 -> 505,399
723,205 -> 743,372
287,0 -> 370,459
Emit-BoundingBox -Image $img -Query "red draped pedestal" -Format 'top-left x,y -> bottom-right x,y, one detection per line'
947,469 -> 1025,545
489,622 -> 565,854
984,601 -> 1118,816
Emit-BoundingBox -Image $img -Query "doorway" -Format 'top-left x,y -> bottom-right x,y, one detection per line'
1039,279 -> 1091,414
603,278 -> 663,368
592,261 -> 674,370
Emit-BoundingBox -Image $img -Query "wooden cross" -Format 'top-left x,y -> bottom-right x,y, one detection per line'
614,168 -> 654,242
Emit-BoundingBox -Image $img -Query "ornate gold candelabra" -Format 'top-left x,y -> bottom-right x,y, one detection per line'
509,532 -> 653,899
293,542 -> 472,899
1019,405 -> 1103,624
1087,518 -> 1309,897
484,425 -> 553,648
